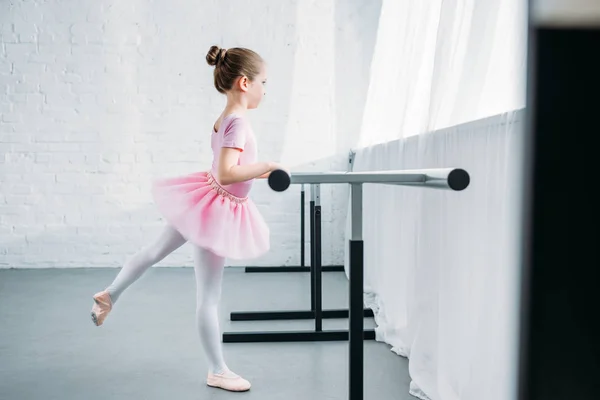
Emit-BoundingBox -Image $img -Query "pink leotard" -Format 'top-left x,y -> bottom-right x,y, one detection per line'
210,113 -> 258,199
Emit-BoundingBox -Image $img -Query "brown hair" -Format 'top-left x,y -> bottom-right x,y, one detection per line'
206,45 -> 264,94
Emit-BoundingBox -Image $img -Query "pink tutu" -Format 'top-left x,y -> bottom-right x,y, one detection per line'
151,171 -> 270,260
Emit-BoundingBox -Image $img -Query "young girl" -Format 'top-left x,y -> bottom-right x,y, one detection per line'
90,45 -> 285,392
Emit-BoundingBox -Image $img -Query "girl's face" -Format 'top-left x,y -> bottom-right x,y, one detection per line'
247,64 -> 267,109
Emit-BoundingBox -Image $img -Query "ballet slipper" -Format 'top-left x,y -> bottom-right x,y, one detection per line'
90,291 -> 113,326
207,370 -> 251,392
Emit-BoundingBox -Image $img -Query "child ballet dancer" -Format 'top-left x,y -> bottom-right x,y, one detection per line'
90,45 -> 286,392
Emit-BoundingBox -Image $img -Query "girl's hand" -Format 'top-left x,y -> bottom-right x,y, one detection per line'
269,162 -> 290,175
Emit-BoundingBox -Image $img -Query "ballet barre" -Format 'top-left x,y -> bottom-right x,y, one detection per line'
262,167 -> 469,400
269,167 -> 470,191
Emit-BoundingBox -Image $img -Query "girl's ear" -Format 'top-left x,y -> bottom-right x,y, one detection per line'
237,76 -> 249,92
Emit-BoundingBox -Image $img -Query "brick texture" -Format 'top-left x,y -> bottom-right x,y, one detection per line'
0,0 -> 379,268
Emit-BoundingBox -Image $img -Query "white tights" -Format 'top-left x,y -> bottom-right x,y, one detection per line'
105,225 -> 230,375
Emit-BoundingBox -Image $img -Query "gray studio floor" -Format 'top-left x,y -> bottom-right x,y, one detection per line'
0,266 -> 412,400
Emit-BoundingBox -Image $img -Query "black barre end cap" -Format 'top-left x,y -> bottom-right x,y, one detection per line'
448,168 -> 470,191
268,169 -> 291,192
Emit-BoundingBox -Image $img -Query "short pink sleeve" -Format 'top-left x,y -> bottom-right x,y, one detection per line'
222,117 -> 248,151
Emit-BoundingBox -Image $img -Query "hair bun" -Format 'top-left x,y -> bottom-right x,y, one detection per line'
206,45 -> 227,67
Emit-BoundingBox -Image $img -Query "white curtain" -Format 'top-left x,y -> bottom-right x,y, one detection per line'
357,0 -> 526,147
345,0 -> 528,399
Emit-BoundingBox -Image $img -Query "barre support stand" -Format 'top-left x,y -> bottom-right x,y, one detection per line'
244,184 -> 344,273
224,183 -> 375,338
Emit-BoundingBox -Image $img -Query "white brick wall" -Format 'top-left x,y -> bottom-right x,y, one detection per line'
0,0 -> 380,268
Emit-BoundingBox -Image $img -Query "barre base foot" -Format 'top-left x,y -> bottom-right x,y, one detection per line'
222,329 -> 376,343
244,266 -> 345,273
230,308 -> 374,321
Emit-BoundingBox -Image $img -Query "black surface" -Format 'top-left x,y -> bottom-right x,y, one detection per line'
222,329 -> 376,343
300,188 -> 305,267
243,266 -> 345,273
517,26 -> 600,400
349,240 -> 365,400
310,200 -> 316,310
314,204 -> 323,331
229,309 -> 375,321
268,169 -> 291,191
447,168 -> 470,191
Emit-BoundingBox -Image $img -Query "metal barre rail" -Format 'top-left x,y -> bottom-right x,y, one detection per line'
270,167 -> 470,191
265,167 -> 471,400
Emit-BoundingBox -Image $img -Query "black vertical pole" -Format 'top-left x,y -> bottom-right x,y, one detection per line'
300,185 -> 305,267
349,183 -> 363,400
349,239 -> 364,400
314,185 -> 323,332
310,186 -> 316,311
518,3 -> 600,400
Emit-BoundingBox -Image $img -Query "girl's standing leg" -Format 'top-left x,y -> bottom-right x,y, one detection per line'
91,225 -> 187,326
193,246 -> 251,392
